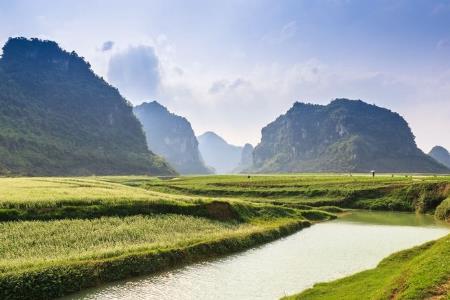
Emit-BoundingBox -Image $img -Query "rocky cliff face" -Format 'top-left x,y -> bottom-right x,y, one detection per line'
134,101 -> 211,174
429,146 -> 450,168
252,99 -> 449,173
0,37 -> 175,176
197,132 -> 243,174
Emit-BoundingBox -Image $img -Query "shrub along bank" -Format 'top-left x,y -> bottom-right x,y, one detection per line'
435,197 -> 450,222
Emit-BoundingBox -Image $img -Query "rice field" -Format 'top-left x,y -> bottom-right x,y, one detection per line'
0,214 -> 255,273
110,174 -> 450,215
0,177 -> 199,209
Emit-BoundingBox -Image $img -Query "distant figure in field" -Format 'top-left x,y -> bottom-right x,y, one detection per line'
371,170 -> 375,178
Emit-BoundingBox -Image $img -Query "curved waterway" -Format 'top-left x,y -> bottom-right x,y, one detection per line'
64,211 -> 449,300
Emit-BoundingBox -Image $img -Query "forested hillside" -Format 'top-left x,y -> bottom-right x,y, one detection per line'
252,99 -> 449,173
0,37 -> 175,176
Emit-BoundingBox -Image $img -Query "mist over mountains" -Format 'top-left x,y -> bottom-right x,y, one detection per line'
197,132 -> 244,174
234,143 -> 254,173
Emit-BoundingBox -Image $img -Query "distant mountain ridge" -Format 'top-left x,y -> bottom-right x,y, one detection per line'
134,101 -> 211,174
0,37 -> 175,176
197,132 -> 243,173
252,99 -> 448,173
429,146 -> 450,168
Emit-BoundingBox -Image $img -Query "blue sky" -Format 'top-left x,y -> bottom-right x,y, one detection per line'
1,0 -> 449,151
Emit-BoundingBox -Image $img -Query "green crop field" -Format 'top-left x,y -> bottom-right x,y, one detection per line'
0,174 -> 448,299
0,215 -> 256,273
107,174 -> 450,220
0,175 -> 331,299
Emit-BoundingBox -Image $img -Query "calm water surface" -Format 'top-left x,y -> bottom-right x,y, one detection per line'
64,211 -> 449,300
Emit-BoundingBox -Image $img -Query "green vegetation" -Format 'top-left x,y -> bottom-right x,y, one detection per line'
126,174 -> 450,221
0,217 -> 310,300
0,174 -> 448,299
251,99 -> 449,173
0,37 -> 174,176
0,177 -> 336,222
436,197 -> 450,223
284,234 -> 450,300
0,215 -> 254,273
0,176 -> 334,299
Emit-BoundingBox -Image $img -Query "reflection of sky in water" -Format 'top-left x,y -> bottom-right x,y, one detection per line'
64,212 -> 449,300
336,210 -> 450,227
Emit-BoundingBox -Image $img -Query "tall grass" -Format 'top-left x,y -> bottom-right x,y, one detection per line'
435,197 -> 450,222
0,214 -> 254,273
0,177 -> 199,209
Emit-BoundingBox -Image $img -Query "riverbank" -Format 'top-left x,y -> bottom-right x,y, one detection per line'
284,233 -> 450,300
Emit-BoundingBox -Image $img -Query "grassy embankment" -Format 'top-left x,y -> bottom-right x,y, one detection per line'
0,177 -> 333,300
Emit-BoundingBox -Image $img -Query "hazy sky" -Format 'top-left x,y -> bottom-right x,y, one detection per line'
1,0 -> 449,151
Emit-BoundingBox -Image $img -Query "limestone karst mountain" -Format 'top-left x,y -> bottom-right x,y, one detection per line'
0,37 -> 175,176
252,99 -> 449,173
134,101 -> 212,174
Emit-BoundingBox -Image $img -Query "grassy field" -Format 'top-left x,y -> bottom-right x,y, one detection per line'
0,215 -> 256,273
0,174 -> 448,299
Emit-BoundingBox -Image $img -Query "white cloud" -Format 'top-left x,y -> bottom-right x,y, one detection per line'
107,45 -> 161,102
151,54 -> 450,151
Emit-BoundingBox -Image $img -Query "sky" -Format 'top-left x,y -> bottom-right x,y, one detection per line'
1,0 -> 449,151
